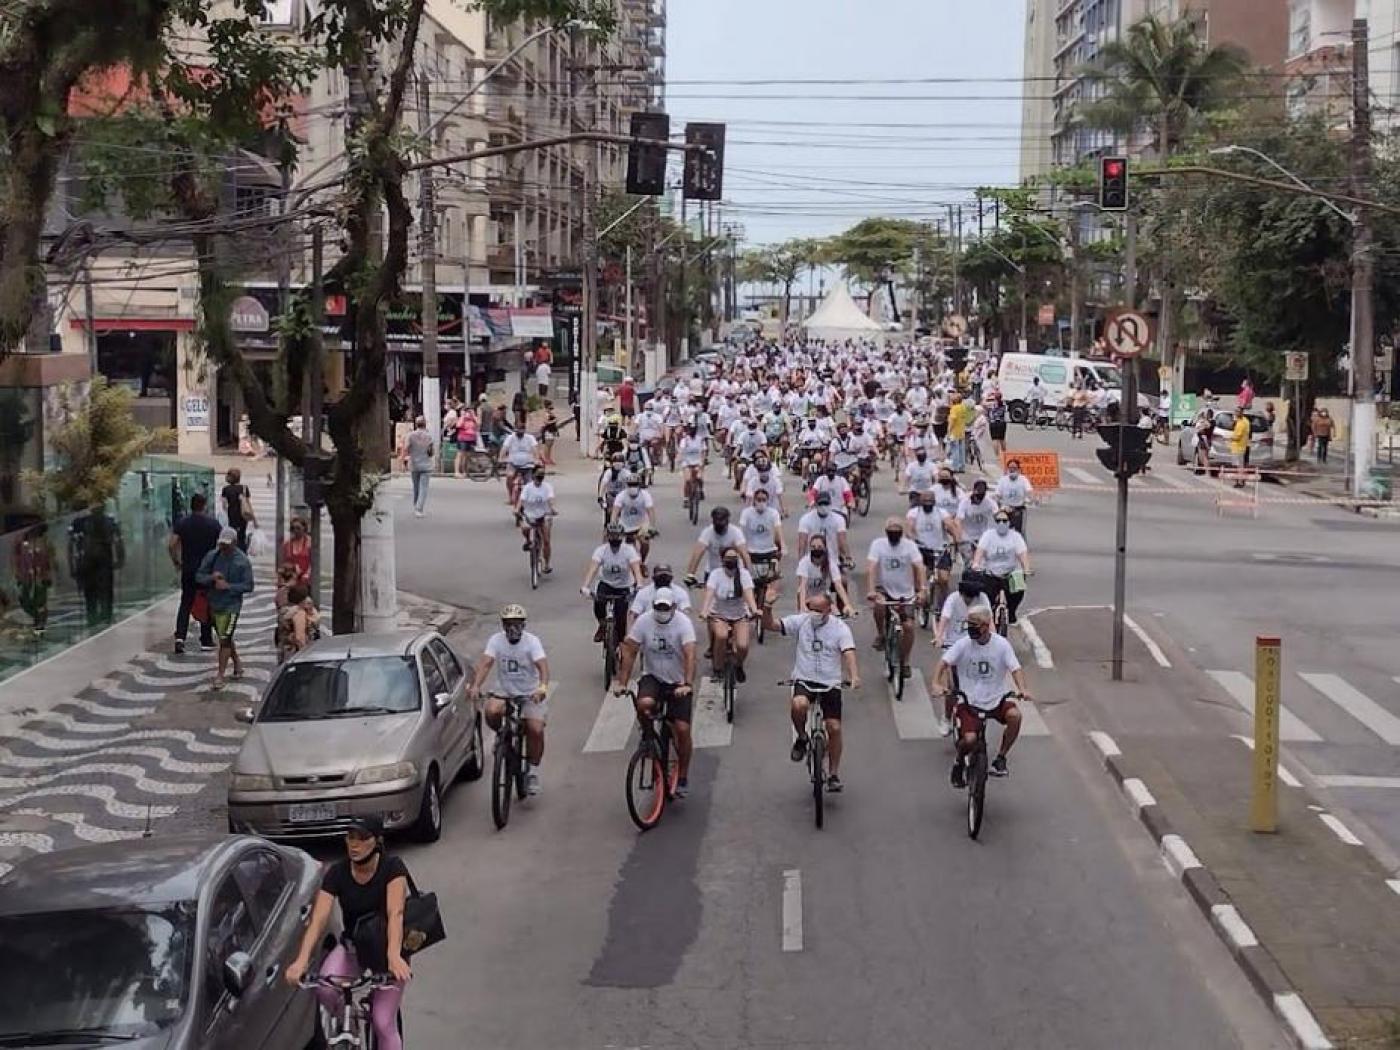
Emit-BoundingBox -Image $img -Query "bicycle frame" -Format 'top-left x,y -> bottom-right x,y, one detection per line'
301,973 -> 396,1050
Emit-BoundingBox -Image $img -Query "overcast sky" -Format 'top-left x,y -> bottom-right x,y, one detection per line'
664,0 -> 1028,248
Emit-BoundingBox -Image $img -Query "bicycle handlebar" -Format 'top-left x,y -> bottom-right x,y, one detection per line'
298,973 -> 397,993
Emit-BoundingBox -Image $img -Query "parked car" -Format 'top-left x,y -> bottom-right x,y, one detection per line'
1176,408 -> 1280,472
0,834 -> 325,1050
227,629 -> 483,842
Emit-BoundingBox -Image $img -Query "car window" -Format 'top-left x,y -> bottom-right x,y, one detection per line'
258,656 -> 421,720
1038,363 -> 1068,385
429,639 -> 464,688
233,850 -> 289,928
421,648 -> 449,701
204,877 -> 256,1007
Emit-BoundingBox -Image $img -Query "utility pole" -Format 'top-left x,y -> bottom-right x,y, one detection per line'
308,226 -> 325,607
1068,218 -> 1081,355
580,63 -> 600,430
678,193 -> 688,357
417,72 -> 442,452
1349,17 -> 1377,496
275,159 -> 292,564
82,262 -> 98,374
625,243 -> 634,372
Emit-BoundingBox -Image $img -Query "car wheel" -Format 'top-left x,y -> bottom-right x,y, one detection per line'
410,769 -> 443,843
1008,401 -> 1027,424
458,712 -> 485,782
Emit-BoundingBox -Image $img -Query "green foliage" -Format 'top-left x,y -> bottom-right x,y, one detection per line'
823,217 -> 934,285
26,378 -> 171,512
471,0 -> 616,33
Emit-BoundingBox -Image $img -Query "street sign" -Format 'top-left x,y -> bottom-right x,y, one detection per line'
944,314 -> 968,338
1105,309 -> 1152,358
1283,351 -> 1309,382
998,450 -> 1060,491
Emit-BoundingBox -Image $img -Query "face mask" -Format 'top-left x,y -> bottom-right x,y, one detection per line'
713,522 -> 728,534
811,611 -> 831,629
920,504 -> 935,515
608,539 -> 622,550
941,478 -> 954,488
755,502 -> 769,514
627,486 -> 640,494
1009,470 -> 1019,479
811,549 -> 827,561
723,561 -> 739,574
885,530 -> 903,545
654,607 -> 675,625
817,507 -> 830,518
504,624 -> 524,643
995,522 -> 1011,536
916,453 -> 927,463
972,493 -> 984,503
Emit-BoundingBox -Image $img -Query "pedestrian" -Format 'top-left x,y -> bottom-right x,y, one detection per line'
986,392 -> 1008,460
540,400 -> 559,466
276,580 -> 320,662
535,354 -> 552,399
1307,407 -> 1322,455
1237,376 -> 1255,411
221,467 -> 256,552
13,522 -> 55,635
68,503 -> 124,627
946,392 -> 969,472
196,526 -> 254,688
168,492 -> 221,653
281,514 -> 312,586
618,375 -> 638,421
1229,409 -> 1251,485
1312,408 -> 1333,464
1193,406 -> 1215,474
1070,385 -> 1090,439
403,415 -> 434,517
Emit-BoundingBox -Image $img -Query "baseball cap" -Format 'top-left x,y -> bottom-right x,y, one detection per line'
652,587 -> 676,609
815,491 -> 832,506
218,526 -> 238,545
345,814 -> 384,838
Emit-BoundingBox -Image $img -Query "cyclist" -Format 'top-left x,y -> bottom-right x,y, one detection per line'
468,604 -> 550,795
284,815 -> 411,1050
732,416 -> 768,489
740,487 -> 785,609
932,466 -> 963,519
994,458 -> 1035,537
623,435 -> 652,483
761,592 -> 859,793
611,472 -> 656,571
1027,376 -> 1045,425
678,422 -> 707,505
613,587 -> 698,798
828,420 -> 861,477
904,415 -> 939,465
636,403 -> 665,464
598,412 -> 628,459
932,576 -> 991,736
795,536 -> 855,617
686,505 -> 751,580
810,461 -> 854,515
970,510 -> 1031,625
935,606 -> 1032,783
796,491 -> 850,567
865,515 -> 925,679
900,446 -> 939,508
580,522 -> 643,644
499,426 -> 539,504
793,417 -> 826,476
955,478 -> 999,564
515,466 -> 557,575
629,562 -> 692,628
699,547 -> 759,683
741,452 -> 786,516
906,490 -> 961,606
596,453 -> 628,522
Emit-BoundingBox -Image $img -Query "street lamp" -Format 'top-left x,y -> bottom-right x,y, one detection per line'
1209,145 -> 1357,226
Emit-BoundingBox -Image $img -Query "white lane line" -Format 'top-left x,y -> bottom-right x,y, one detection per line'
1315,775 -> 1400,789
1231,736 -> 1302,787
1016,617 -> 1054,669
1065,466 -> 1105,485
691,677 -> 733,749
582,691 -> 638,753
1386,879 -> 1400,897
1206,670 -> 1322,743
1160,833 -> 1203,878
1273,993 -> 1334,1050
1318,813 -> 1364,846
1210,904 -> 1260,950
1088,730 -> 1121,761
781,869 -> 803,952
1298,672 -> 1400,746
1154,468 -> 1197,491
1019,699 -> 1050,737
1122,777 -> 1157,813
889,669 -> 942,740
1123,614 -> 1170,668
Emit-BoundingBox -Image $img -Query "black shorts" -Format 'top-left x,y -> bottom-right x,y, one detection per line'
933,422 -> 949,441
620,404 -> 636,419
793,680 -> 842,720
918,546 -> 952,572
989,422 -> 1007,440
637,674 -> 693,724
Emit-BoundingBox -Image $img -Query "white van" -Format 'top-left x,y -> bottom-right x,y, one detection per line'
997,353 -> 1143,423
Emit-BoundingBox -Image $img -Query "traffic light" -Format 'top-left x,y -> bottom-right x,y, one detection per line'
1096,423 -> 1152,477
683,122 -> 725,201
1099,155 -> 1129,211
944,344 -> 968,375
626,112 -> 669,196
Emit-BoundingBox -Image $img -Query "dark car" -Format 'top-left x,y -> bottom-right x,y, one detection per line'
0,835 -> 325,1049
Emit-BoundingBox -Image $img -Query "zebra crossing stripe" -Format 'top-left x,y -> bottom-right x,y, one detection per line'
1065,466 -> 1105,485
1299,672 -> 1400,746
1206,670 -> 1322,742
583,691 -> 637,754
691,677 -> 732,749
889,669 -> 943,740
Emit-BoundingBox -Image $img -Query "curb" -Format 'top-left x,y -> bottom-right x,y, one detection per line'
1086,731 -> 1334,1050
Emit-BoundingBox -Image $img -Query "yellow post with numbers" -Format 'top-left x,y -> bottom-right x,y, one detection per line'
1250,637 -> 1282,833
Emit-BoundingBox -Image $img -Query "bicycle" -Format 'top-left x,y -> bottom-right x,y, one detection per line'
617,688 -> 681,831
968,569 -> 1014,638
464,445 -> 500,482
684,472 -> 704,526
519,513 -> 553,590
586,588 -> 632,690
780,678 -> 837,829
707,614 -> 750,724
948,690 -> 1020,840
299,971 -> 400,1049
850,466 -> 872,518
489,694 -> 530,830
917,544 -> 954,630
751,558 -> 781,644
873,596 -> 915,701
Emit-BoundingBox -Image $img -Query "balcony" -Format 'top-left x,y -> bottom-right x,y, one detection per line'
487,166 -> 526,205
649,2 -> 665,28
486,244 -> 515,272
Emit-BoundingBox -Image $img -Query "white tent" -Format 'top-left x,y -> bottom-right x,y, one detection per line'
800,283 -> 885,343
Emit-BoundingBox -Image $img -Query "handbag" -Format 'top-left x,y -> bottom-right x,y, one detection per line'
1007,569 -> 1026,595
352,872 -> 445,968
190,589 -> 210,624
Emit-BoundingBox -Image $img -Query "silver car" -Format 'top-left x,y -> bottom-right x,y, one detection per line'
1176,408 -> 1280,473
227,629 -> 483,842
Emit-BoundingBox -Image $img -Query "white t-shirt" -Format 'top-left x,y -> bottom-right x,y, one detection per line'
957,494 -> 1000,543
942,633 -> 1022,710
866,536 -> 921,600
705,566 -> 756,620
938,592 -> 991,648
627,611 -> 697,685
740,505 -> 782,555
630,582 -> 693,617
501,432 -> 539,468
517,481 -> 554,521
483,630 -> 546,697
976,528 -> 1028,577
811,474 -> 852,504
535,362 -> 551,387
780,613 -> 855,689
678,435 -> 706,467
696,525 -> 747,573
995,474 -> 1033,508
798,508 -> 846,552
903,459 -> 938,493
905,505 -> 950,551
796,552 -> 842,587
933,482 -> 962,517
612,488 -> 655,532
591,542 -> 640,590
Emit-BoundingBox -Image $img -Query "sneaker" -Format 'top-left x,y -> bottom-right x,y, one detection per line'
173,639 -> 185,654
871,636 -> 885,651
211,676 -> 226,690
542,565 -> 552,575
950,760 -> 966,789
990,755 -> 1009,778
200,641 -> 217,652
414,510 -> 425,518
825,774 -> 844,793
526,771 -> 541,796
937,716 -> 953,738
522,541 -> 532,551
735,664 -> 747,684
593,625 -> 605,643
673,778 -> 689,799
790,735 -> 808,762
900,664 -> 912,680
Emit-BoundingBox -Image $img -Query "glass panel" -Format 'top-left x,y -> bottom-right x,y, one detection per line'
258,656 -> 422,720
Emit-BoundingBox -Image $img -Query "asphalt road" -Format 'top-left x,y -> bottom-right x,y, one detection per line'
382,434 -> 1289,1050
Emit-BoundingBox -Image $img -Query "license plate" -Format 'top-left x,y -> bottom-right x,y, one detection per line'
287,803 -> 337,824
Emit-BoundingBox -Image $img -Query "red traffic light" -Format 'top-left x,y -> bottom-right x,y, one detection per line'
1105,160 -> 1124,178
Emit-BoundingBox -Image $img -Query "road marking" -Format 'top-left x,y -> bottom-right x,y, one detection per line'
1088,730 -> 1121,761
1160,833 -> 1202,877
1387,879 -> 1400,898
889,669 -> 943,740
1210,904 -> 1259,950
1122,777 -> 1156,813
1019,700 -> 1050,736
1298,672 -> 1400,745
691,677 -> 733,749
1231,736 -> 1302,787
781,869 -> 803,952
582,691 -> 637,753
1273,993 -> 1334,1050
1318,812 -> 1363,846
1206,670 -> 1322,742
1315,774 -> 1400,789
1065,466 -> 1104,485
1016,617 -> 1054,668
1154,468 -> 1196,491
1122,615 -> 1170,668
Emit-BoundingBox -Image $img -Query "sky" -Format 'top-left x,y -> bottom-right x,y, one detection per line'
664,0 -> 1029,248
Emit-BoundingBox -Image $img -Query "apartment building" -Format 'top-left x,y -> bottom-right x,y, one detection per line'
1285,0 -> 1400,130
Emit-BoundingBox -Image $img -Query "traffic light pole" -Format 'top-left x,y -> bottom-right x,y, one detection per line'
1111,362 -> 1137,681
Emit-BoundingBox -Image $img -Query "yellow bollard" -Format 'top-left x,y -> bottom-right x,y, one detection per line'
1250,637 -> 1282,833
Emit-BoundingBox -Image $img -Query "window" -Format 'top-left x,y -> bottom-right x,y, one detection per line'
429,639 -> 464,689
421,648 -> 449,702
204,878 -> 256,1006
1039,362 -> 1069,385
233,850 -> 289,928
1288,0 -> 1311,57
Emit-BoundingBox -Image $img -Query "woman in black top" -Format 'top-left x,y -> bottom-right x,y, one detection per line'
286,817 -> 411,1050
221,468 -> 257,553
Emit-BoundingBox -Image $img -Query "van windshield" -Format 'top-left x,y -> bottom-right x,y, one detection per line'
1094,366 -> 1123,389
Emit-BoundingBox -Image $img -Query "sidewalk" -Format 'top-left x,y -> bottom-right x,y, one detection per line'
1276,446 -> 1398,519
1031,608 -> 1400,1049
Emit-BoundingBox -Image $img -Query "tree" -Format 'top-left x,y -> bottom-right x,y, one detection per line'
738,238 -> 822,323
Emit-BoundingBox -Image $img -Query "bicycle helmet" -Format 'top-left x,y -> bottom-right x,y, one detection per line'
500,603 -> 527,621
625,472 -> 643,487
605,522 -> 626,540
500,604 -> 527,642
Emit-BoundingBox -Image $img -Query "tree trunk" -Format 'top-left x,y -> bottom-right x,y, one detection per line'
0,125 -> 64,352
781,280 -> 792,325
328,496 -> 362,635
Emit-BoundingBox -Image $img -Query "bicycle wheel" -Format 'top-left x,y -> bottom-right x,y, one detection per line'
810,731 -> 826,829
994,600 -> 1009,639
723,659 -> 735,724
514,726 -> 529,801
603,620 -> 618,690
855,479 -> 871,518
931,576 -> 949,627
529,542 -> 540,590
688,488 -> 700,526
884,623 -> 899,686
891,625 -> 907,702
491,738 -> 513,830
917,589 -> 931,631
625,742 -> 666,830
660,722 -> 681,796
967,748 -> 988,839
